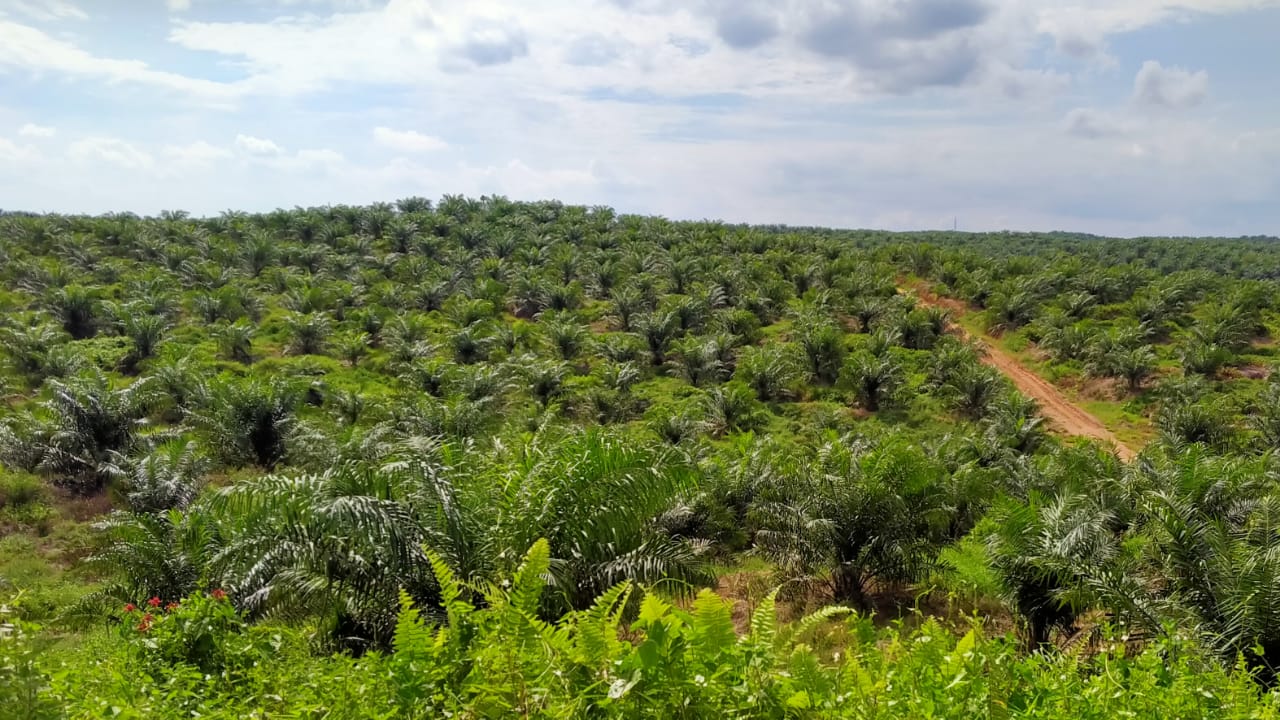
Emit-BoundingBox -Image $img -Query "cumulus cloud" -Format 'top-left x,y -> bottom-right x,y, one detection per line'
0,137 -> 36,163
792,0 -> 993,92
165,140 -> 231,165
68,137 -> 153,170
18,122 -> 55,138
373,127 -> 448,153
564,33 -> 623,66
235,134 -> 283,156
453,21 -> 528,67
712,6 -> 779,49
1,0 -> 1277,236
1063,108 -> 1126,139
1133,60 -> 1209,108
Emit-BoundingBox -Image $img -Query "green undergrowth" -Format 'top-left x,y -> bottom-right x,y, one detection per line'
6,540 -> 1280,719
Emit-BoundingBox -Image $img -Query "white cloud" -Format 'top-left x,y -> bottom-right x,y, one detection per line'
68,137 -> 153,170
165,140 -> 231,165
0,137 -> 36,163
0,20 -> 235,102
1063,108 -> 1127,138
373,126 -> 448,153
166,0 -> 191,11
292,148 -> 345,168
234,134 -> 282,156
0,1 -> 1277,236
0,1 -> 87,22
1133,60 -> 1209,108
18,122 -> 55,138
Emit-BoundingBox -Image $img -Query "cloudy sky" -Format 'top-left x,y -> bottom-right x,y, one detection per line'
1,0 -> 1277,236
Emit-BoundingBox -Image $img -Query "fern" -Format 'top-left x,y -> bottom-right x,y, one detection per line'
781,604 -> 854,646
575,581 -> 633,668
746,588 -> 779,654
392,589 -> 436,661
688,589 -> 736,666
509,538 -> 551,616
426,546 -> 473,625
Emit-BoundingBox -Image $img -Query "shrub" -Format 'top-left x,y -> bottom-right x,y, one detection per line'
118,590 -> 267,676
0,471 -> 45,510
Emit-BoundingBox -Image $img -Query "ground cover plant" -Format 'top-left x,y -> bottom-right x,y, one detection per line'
4,199 -> 1280,716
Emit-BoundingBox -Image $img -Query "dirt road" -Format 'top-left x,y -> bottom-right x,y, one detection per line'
905,286 -> 1137,461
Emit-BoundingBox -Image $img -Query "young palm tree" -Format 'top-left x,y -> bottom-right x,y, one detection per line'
207,463 -> 438,653
524,360 -> 570,408
0,323 -> 68,381
794,317 -> 845,385
1179,337 -> 1233,377
703,381 -> 765,436
449,324 -> 493,365
734,345 -> 802,402
334,331 -> 371,368
487,429 -> 711,613
634,310 -> 680,367
119,311 -> 171,372
193,378 -> 302,469
984,492 -> 1119,649
103,441 -> 210,514
939,362 -> 1004,419
753,439 -> 950,606
85,508 -> 221,607
284,312 -> 333,356
46,284 -> 100,339
214,320 -> 256,364
985,288 -> 1039,334
1157,400 -> 1237,451
842,352 -> 904,412
543,316 -> 591,361
670,336 -> 728,388
1249,378 -> 1280,449
31,370 -> 161,491
1038,323 -> 1093,362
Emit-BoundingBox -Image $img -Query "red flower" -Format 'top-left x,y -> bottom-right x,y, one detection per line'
147,596 -> 161,608
211,589 -> 227,601
124,603 -> 136,612
165,602 -> 179,612
137,613 -> 153,632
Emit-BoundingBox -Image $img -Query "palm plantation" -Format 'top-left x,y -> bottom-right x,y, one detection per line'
5,200 -> 1280,715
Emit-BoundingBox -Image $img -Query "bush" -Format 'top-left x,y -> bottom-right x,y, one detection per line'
118,590 -> 270,677
0,471 -> 44,510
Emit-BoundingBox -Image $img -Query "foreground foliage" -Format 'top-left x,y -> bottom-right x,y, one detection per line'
6,542 -> 1280,719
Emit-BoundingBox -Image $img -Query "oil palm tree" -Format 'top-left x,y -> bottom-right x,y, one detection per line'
193,377 -> 302,469
103,441 -> 210,514
46,284 -> 99,339
284,312 -> 333,356
31,370 -> 161,491
794,317 -> 845,385
487,429 -> 710,613
842,352 -> 904,412
213,320 -> 255,364
85,508 -> 222,607
119,311 -> 171,372
753,439 -> 950,606
734,345 -> 802,402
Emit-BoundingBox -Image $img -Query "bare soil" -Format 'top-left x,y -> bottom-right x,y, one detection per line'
906,285 -> 1136,461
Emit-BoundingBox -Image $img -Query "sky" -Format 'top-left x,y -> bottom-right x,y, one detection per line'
0,0 -> 1278,236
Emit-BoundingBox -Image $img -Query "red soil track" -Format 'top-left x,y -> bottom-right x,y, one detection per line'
905,287 -> 1136,462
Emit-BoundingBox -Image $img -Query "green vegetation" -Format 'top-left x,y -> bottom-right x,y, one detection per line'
3,201 -> 1280,716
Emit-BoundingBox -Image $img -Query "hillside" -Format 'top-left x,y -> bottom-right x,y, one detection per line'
5,200 -> 1280,717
